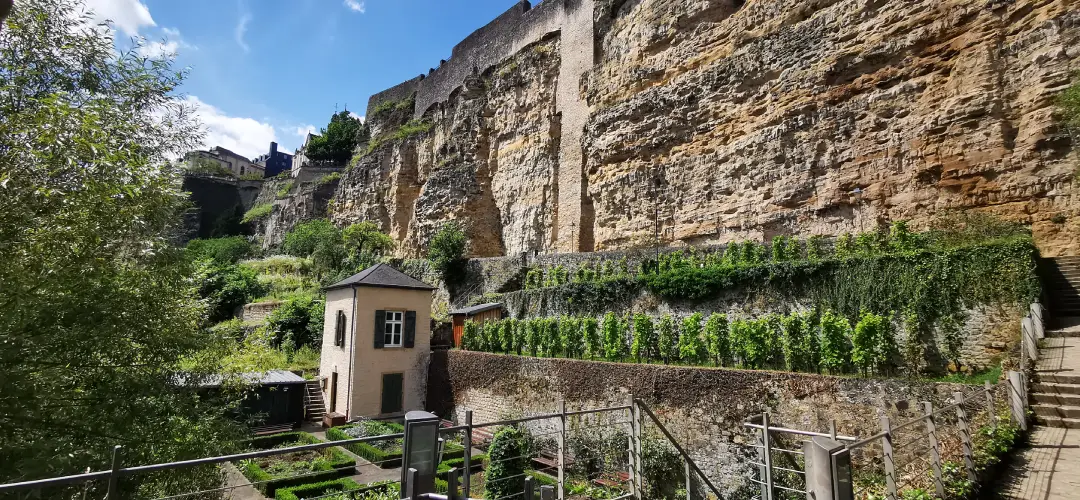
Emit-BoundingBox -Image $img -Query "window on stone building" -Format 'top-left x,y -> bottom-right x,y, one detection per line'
383,310 -> 403,347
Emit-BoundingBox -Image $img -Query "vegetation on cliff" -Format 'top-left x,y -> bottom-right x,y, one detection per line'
306,110 -> 367,165
0,0 -> 243,493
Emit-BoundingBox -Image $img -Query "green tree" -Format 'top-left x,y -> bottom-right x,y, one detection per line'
602,312 -> 624,361
0,0 -> 241,492
631,313 -> 656,362
306,110 -> 367,165
428,222 -> 467,284
513,319 -> 527,354
343,221 -> 395,257
677,313 -> 705,364
781,313 -> 810,372
500,319 -> 516,353
526,318 -> 542,356
703,313 -> 730,367
559,316 -> 581,358
485,426 -> 532,500
582,316 -> 601,358
462,320 -> 479,350
657,314 -> 678,363
283,219 -> 341,257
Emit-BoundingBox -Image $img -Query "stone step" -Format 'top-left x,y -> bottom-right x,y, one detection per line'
1033,382 -> 1080,395
1035,415 -> 1080,428
1034,404 -> 1080,419
1034,392 -> 1080,406
1038,372 -> 1080,384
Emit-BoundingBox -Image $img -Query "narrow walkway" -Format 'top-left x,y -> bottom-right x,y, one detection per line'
997,318 -> 1080,499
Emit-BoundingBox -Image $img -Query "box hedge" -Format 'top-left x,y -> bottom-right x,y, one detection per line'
238,431 -> 355,497
325,421 -> 464,469
274,477 -> 360,500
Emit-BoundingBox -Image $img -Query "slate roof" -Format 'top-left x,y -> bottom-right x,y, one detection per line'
325,263 -> 436,291
449,303 -> 504,316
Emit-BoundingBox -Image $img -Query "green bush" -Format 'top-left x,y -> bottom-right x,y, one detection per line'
186,237 -> 254,264
266,294 -> 325,350
704,313 -> 729,367
657,314 -> 677,363
195,260 -> 266,323
242,203 -> 273,223
631,313 -> 656,362
485,427 -> 531,500
819,310 -> 852,374
274,478 -> 360,500
677,313 -> 705,364
602,312 -> 624,361
582,316 -> 601,358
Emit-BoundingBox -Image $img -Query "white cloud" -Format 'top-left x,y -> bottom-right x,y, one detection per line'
293,125 -> 317,138
349,112 -> 365,123
83,0 -> 155,36
138,40 -> 178,58
162,27 -> 181,37
343,0 -> 366,13
186,96 -> 276,160
235,13 -> 252,53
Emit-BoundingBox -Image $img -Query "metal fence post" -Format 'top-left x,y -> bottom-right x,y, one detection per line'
804,437 -> 851,500
880,416 -> 896,500
558,399 -> 566,500
923,402 -> 944,498
448,467 -> 461,500
953,392 -> 977,482
761,413 -> 774,500
540,484 -> 555,500
1007,371 -> 1029,431
106,445 -> 122,500
524,476 -> 535,500
829,420 -> 837,441
463,410 -> 473,497
685,458 -> 692,500
405,468 -> 418,500
984,380 -> 997,432
631,395 -> 643,497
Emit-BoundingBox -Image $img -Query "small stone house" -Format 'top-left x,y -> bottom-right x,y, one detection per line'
319,263 -> 435,421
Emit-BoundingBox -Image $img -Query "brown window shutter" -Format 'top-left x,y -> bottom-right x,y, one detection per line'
335,310 -> 346,347
374,309 -> 385,349
404,310 -> 416,348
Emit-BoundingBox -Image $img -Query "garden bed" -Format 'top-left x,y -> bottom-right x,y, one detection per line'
237,431 -> 355,497
326,420 -> 466,469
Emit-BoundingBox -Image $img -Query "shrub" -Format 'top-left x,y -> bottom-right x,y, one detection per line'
195,260 -> 266,324
242,203 -> 273,223
283,219 -> 341,257
819,310 -> 852,374
485,427 -> 531,500
462,320 -> 479,351
238,432 -> 355,496
266,294 -> 325,350
703,313 -> 730,367
526,319 -> 542,356
428,222 -> 467,285
275,180 -> 295,198
677,313 -> 705,364
560,316 -> 581,358
186,237 -> 254,264
342,221 -> 394,257
806,235 -> 825,261
602,312 -> 624,361
641,434 -> 682,499
781,313 -> 814,372
657,314 -> 677,363
500,319 -> 516,354
582,316 -> 601,358
631,314 -> 656,362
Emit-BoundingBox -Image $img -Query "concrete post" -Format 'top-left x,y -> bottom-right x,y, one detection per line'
880,416 -> 896,500
1032,303 -> 1045,339
984,380 -> 997,432
924,402 -> 944,498
106,445 -> 122,500
953,392 -> 977,482
803,437 -> 852,500
1008,371 -> 1029,431
1022,316 -> 1038,368
630,394 -> 642,497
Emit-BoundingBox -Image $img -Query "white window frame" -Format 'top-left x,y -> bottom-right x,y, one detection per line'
383,310 -> 404,347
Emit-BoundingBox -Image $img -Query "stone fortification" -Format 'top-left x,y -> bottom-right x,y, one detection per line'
318,0 -> 1080,258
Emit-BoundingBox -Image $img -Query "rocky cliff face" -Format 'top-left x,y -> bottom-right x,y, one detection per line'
327,0 -> 1079,258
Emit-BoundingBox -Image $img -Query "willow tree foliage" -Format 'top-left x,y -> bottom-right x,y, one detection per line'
0,0 -> 241,493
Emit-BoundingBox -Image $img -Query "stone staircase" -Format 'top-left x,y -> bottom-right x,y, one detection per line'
1042,257 -> 1080,319
304,380 -> 326,423
1032,317 -> 1080,428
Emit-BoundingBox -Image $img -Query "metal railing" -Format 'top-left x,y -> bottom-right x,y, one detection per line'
742,414 -> 858,499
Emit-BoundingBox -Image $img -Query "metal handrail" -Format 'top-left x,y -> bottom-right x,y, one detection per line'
744,418 -> 858,442
636,399 -> 725,500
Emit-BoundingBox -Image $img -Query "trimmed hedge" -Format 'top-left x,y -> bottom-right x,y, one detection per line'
238,431 -> 356,497
436,453 -> 487,479
274,477 -> 360,500
325,422 -> 464,469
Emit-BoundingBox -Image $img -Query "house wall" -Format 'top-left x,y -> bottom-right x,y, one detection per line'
319,286 -> 434,419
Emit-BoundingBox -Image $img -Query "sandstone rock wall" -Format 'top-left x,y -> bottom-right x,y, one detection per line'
330,0 -> 1080,258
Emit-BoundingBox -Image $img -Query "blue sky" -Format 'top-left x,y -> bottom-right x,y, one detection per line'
84,0 -> 518,159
